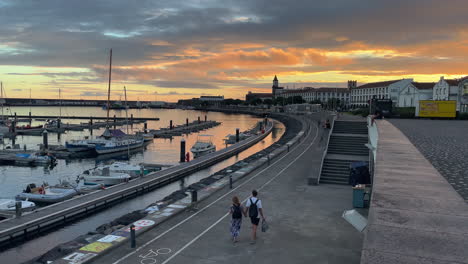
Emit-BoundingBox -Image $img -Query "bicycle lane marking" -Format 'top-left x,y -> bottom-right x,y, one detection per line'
112,117 -> 316,264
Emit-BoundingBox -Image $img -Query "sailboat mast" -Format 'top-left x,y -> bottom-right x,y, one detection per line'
1,82 -> 3,121
59,88 -> 62,119
124,86 -> 128,134
106,49 -> 112,124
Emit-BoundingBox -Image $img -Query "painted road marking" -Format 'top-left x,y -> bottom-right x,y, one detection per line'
161,122 -> 318,264
139,248 -> 172,264
134,220 -> 156,227
112,118 -> 316,264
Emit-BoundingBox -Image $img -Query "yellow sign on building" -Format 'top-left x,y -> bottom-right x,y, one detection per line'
419,100 -> 456,118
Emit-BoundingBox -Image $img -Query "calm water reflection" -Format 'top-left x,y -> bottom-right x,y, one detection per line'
0,107 -> 285,264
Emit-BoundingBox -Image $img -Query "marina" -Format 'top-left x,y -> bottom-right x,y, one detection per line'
0,120 -> 274,248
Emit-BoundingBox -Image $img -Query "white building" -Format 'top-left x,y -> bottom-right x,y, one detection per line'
398,82 -> 435,115
350,79 -> 413,107
432,76 -> 468,112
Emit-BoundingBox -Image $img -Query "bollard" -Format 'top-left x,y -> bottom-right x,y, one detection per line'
170,120 -> 173,130
29,112 -> 32,123
144,122 -> 147,130
14,112 -> 17,122
113,115 -> 117,129
236,128 -> 240,143
131,114 -> 133,123
191,190 -> 198,203
198,116 -> 200,123
180,138 -> 186,162
186,118 -> 189,126
204,115 -> 207,122
57,118 -> 61,129
229,175 -> 233,189
130,224 -> 136,248
15,201 -> 22,218
90,117 -> 93,126
287,144 -> 290,152
140,167 -> 144,177
42,130 -> 48,150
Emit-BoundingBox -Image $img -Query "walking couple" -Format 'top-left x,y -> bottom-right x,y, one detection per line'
229,190 -> 266,244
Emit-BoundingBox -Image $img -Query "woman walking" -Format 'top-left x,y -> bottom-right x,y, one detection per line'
229,196 -> 246,243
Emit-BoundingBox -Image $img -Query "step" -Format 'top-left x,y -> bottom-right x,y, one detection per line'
320,174 -> 349,181
321,166 -> 350,172
319,179 -> 349,185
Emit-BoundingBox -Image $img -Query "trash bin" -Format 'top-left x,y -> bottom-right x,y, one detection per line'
352,185 -> 366,208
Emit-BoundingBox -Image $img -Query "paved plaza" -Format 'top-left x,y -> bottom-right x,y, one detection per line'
390,119 -> 468,200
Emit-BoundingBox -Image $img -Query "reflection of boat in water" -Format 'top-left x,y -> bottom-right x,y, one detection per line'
191,135 -> 216,158
16,183 -> 79,204
81,167 -> 131,186
0,199 -> 36,212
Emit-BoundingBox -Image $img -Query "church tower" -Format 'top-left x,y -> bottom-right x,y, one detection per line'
272,75 -> 283,99
273,75 -> 279,89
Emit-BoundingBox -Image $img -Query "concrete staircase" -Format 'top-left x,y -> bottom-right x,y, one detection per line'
320,120 -> 369,185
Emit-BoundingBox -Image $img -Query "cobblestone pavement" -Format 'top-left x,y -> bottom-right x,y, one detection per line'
389,119 -> 468,201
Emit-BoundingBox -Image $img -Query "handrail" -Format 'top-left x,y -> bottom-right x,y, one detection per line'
0,121 -> 275,240
316,111 -> 336,185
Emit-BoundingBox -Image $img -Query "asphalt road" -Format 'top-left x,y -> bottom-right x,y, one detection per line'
91,114 -> 363,264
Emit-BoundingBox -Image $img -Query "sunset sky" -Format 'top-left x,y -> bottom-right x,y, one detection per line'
1,0 -> 468,102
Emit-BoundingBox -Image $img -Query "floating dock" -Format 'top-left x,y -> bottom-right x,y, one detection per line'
0,120 -> 274,248
8,115 -> 159,121
149,120 -> 221,138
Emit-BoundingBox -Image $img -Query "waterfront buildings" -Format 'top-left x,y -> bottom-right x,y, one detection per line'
246,76 -> 351,106
349,79 -> 413,107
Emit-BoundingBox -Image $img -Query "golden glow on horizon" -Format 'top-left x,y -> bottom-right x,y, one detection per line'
1,43 -> 468,102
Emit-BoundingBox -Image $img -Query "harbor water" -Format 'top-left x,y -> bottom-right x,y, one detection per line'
0,106 -> 285,263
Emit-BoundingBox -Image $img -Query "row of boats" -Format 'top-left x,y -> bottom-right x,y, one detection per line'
0,161 -> 168,213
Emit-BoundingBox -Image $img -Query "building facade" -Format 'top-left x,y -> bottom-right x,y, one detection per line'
350,79 -> 413,107
432,76 -> 468,111
271,76 -> 350,106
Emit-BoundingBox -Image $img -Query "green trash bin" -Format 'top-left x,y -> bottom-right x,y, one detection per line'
352,185 -> 365,208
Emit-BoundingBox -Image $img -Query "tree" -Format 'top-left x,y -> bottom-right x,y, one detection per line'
263,98 -> 273,106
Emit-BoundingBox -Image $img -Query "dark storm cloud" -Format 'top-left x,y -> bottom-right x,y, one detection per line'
1,0 -> 468,85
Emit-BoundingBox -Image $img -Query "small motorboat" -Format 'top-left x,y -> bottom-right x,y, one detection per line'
16,183 -> 79,204
14,152 -> 57,166
81,167 -> 131,186
96,162 -> 151,178
191,135 -> 216,158
0,199 -> 36,212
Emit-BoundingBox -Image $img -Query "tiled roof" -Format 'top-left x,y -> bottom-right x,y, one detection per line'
355,79 -> 401,89
281,87 -> 349,94
412,82 -> 435,90
248,93 -> 272,96
444,76 -> 468,86
316,87 -> 350,93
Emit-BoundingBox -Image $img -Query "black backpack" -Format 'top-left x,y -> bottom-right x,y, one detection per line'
232,205 -> 242,219
248,198 -> 259,218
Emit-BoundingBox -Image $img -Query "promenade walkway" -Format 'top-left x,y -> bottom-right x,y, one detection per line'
362,120 -> 468,263
91,115 -> 363,264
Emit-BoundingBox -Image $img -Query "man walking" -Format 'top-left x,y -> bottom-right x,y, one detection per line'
245,190 -> 265,244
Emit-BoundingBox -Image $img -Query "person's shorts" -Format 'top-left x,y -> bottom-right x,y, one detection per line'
250,217 -> 260,226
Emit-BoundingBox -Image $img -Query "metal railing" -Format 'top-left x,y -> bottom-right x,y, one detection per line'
316,111 -> 336,185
